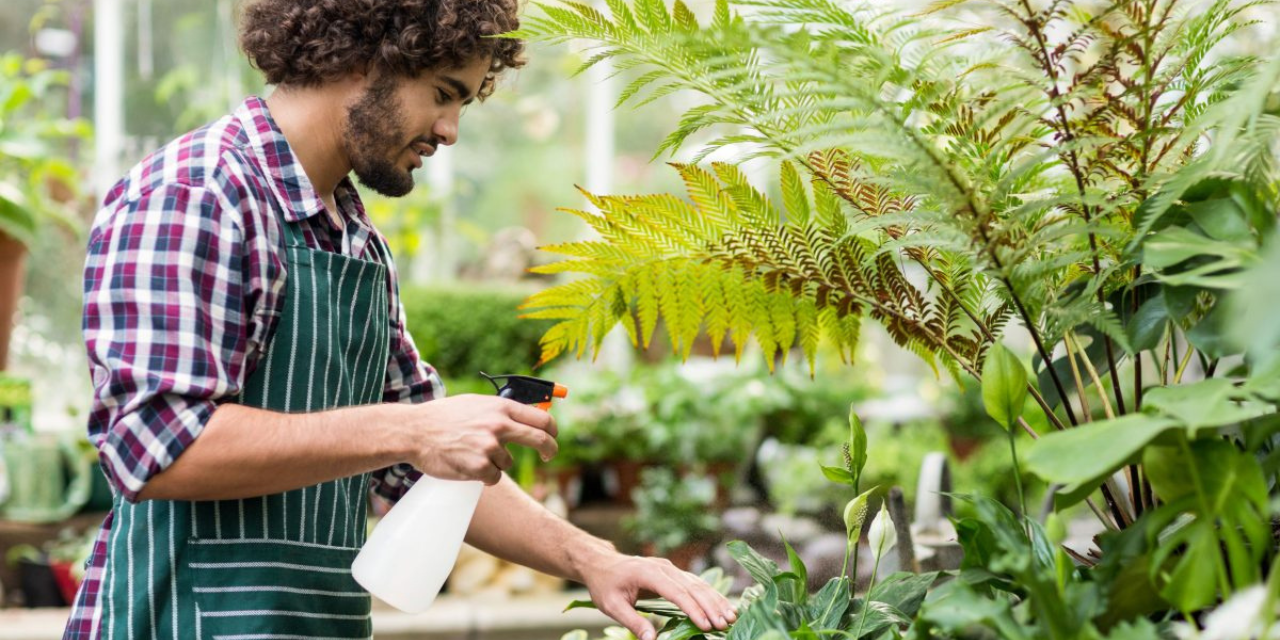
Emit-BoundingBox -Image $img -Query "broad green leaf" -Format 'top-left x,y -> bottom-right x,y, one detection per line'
867,571 -> 938,618
805,577 -> 851,630
656,618 -> 704,640
1143,379 -> 1264,433
1229,235 -> 1280,362
1126,296 -> 1168,353
1186,196 -> 1253,243
727,540 -> 778,587
981,344 -> 1028,430
849,599 -> 910,638
913,580 -> 1032,640
1157,525 -> 1219,611
1144,226 -> 1253,269
1024,414 -> 1179,507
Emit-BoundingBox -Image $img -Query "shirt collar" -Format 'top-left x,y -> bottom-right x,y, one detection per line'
233,96 -> 327,223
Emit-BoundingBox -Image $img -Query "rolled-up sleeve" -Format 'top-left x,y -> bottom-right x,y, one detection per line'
83,182 -> 268,502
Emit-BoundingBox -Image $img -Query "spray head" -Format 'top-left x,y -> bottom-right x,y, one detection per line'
480,372 -> 568,412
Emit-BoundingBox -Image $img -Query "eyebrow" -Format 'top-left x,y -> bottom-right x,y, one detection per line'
441,76 -> 476,106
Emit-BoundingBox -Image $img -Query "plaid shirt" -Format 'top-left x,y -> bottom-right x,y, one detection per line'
68,96 -> 442,637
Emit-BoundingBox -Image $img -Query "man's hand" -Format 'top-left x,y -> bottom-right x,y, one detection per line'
394,394 -> 558,485
582,553 -> 738,640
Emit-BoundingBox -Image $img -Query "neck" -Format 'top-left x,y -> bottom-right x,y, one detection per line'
265,81 -> 359,200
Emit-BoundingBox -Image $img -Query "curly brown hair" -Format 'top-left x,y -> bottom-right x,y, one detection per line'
238,0 -> 525,99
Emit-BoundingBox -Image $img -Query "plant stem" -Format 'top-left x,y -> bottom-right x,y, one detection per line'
1174,343 -> 1196,384
1085,497 -> 1119,531
1063,332 -> 1094,422
1072,332 -> 1116,420
1009,427 -> 1029,526
852,552 -> 884,640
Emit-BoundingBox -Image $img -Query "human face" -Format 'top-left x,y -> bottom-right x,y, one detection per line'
342,56 -> 490,197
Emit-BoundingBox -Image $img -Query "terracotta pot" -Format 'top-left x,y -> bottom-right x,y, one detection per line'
49,560 -> 81,605
602,459 -> 649,507
0,231 -> 27,371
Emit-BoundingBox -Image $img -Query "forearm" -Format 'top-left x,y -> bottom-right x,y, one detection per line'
137,402 -> 412,502
465,476 -> 617,583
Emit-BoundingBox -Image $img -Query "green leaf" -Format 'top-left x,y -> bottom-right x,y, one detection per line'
563,599 -> 598,612
805,577 -> 851,630
820,464 -> 854,486
656,618 -> 705,640
780,161 -> 810,224
850,599 -> 910,638
848,405 -> 868,485
1184,303 -> 1233,359
1156,524 -> 1220,611
1024,414 -> 1180,507
1126,295 -> 1169,353
783,536 -> 807,603
727,540 -> 779,587
843,487 -> 878,542
867,571 -> 939,618
1143,378 -> 1263,434
981,343 -> 1028,430
0,181 -> 36,246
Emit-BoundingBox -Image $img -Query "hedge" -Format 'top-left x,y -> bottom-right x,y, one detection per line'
399,284 -> 555,395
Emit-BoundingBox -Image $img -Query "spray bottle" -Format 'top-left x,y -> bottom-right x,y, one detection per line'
351,372 -> 568,613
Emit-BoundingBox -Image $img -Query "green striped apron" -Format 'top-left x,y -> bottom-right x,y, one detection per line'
100,213 -> 392,639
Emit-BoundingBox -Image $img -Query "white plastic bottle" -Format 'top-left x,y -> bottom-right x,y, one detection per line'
351,476 -> 484,613
353,373 -> 566,613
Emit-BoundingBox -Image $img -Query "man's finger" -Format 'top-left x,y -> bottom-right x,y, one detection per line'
652,581 -> 714,631
600,597 -> 656,640
496,420 -> 559,461
503,400 -> 558,437
681,573 -> 733,630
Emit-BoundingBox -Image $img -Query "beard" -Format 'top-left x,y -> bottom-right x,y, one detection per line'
344,75 -> 415,197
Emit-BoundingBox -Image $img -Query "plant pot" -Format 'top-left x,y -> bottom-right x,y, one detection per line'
534,465 -> 583,509
18,558 -> 66,608
0,231 -> 26,371
49,560 -> 81,605
600,459 -> 648,507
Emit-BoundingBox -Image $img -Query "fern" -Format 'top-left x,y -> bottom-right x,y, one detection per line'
517,0 -> 1271,425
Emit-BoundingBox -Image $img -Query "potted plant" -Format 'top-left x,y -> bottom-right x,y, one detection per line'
0,52 -> 90,370
626,467 -> 720,571
517,0 -> 1279,635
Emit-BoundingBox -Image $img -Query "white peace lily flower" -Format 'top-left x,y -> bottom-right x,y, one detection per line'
1172,586 -> 1280,640
867,502 -> 897,562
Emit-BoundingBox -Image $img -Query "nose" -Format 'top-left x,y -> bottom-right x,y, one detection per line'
432,113 -> 459,147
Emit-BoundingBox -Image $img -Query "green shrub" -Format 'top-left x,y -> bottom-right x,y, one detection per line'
399,285 -> 555,395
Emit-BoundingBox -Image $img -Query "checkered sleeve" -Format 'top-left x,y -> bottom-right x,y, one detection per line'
369,266 -> 444,502
83,182 -> 267,503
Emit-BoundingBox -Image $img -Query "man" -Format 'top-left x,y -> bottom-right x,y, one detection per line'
65,1 -> 736,638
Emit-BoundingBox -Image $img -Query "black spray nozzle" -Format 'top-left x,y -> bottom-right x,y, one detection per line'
479,372 -> 569,408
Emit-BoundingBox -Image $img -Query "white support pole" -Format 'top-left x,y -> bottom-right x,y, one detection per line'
583,48 -> 615,197
418,145 -> 455,282
94,0 -> 125,202
583,14 -> 631,369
